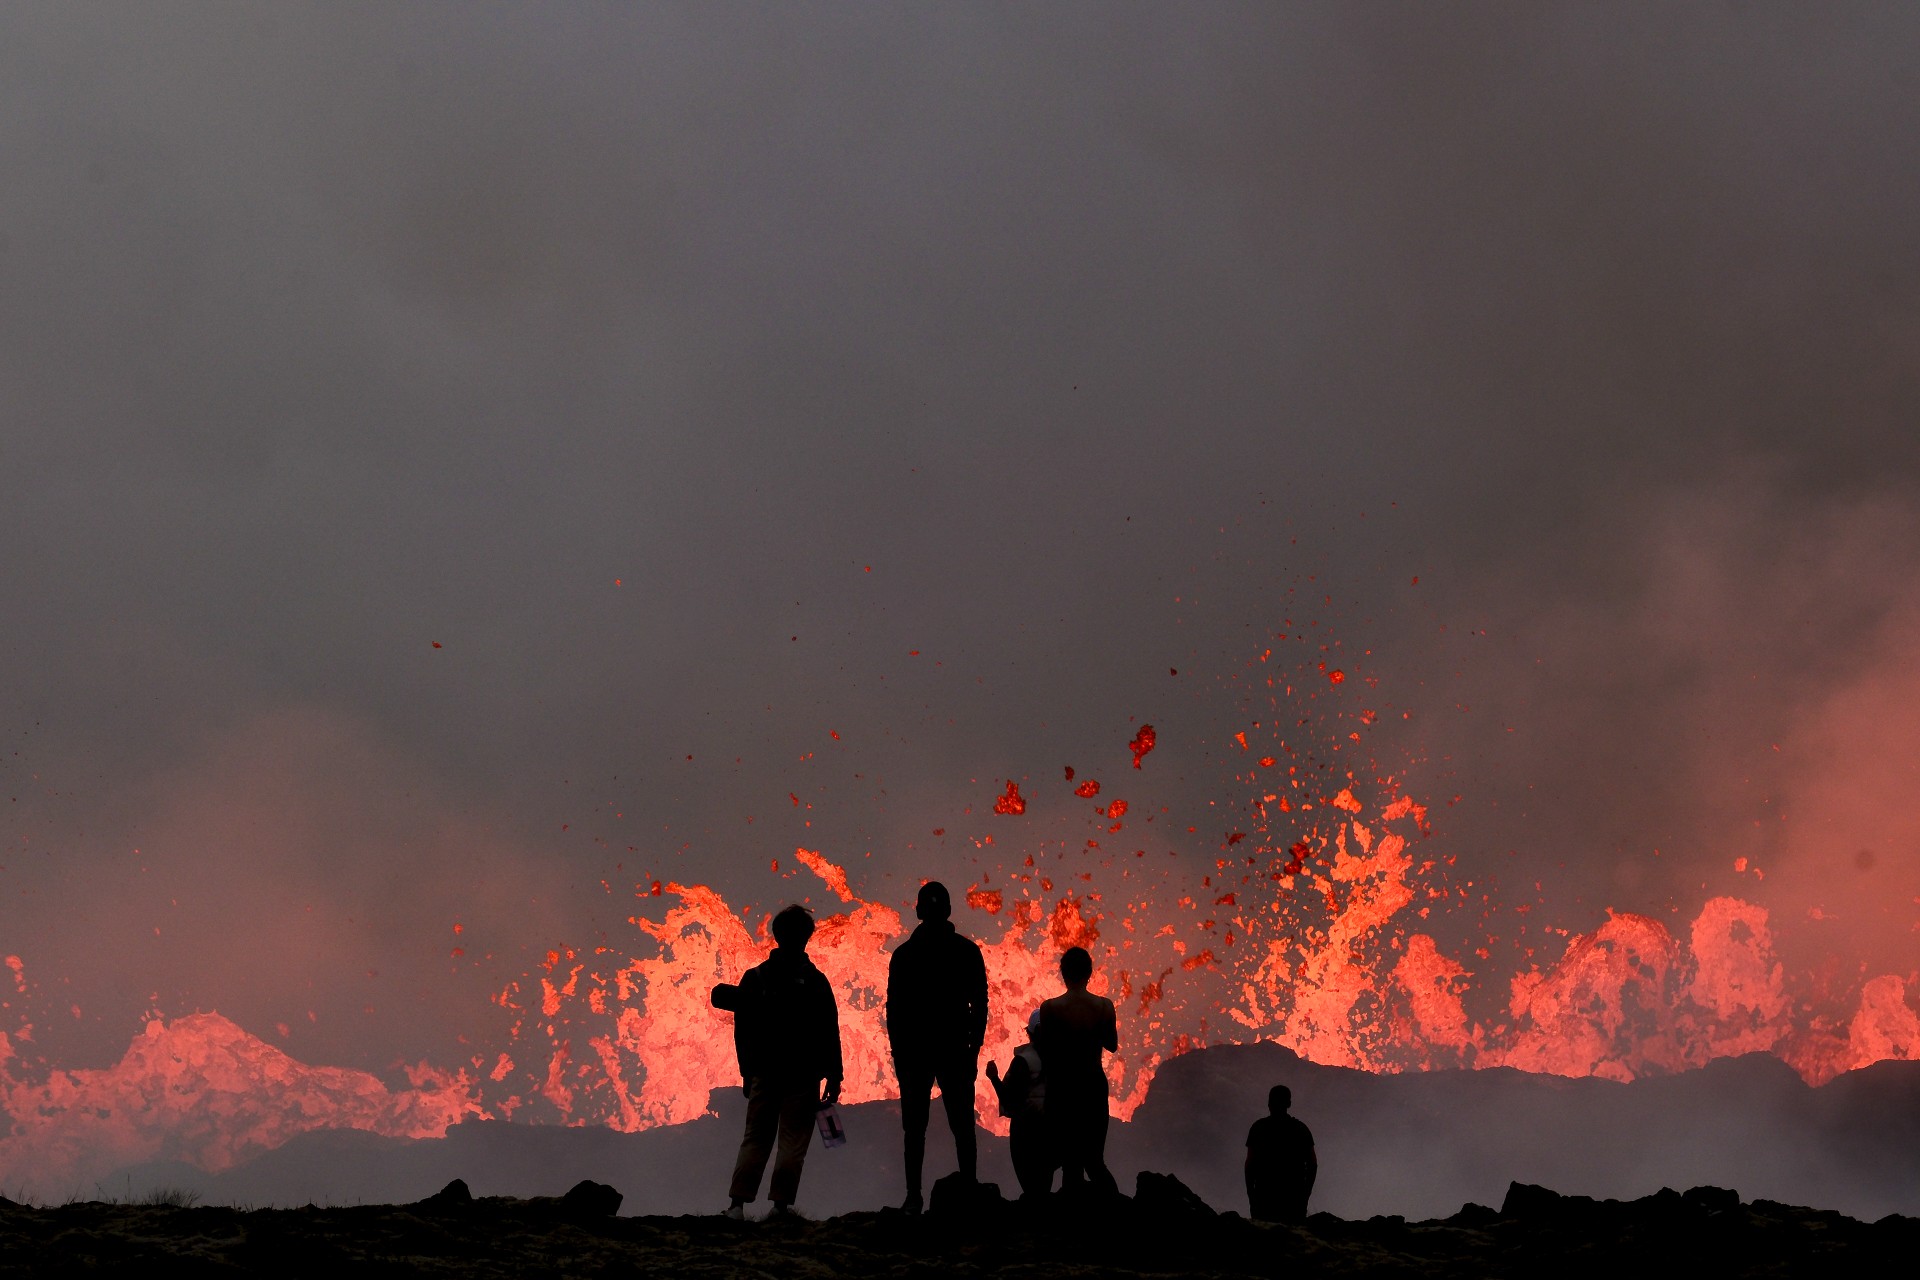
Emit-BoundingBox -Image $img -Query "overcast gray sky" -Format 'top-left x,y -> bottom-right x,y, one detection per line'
5,3 -> 1920,1080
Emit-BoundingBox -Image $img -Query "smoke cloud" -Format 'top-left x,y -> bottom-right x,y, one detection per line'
3,3 -> 1918,1133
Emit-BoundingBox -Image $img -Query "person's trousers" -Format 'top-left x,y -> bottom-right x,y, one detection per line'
728,1076 -> 818,1205
1048,1090 -> 1116,1196
1008,1113 -> 1055,1198
897,1053 -> 978,1194
1248,1184 -> 1311,1223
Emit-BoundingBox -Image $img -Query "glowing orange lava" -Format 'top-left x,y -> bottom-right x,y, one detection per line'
0,1009 -> 476,1188
486,781 -> 1920,1144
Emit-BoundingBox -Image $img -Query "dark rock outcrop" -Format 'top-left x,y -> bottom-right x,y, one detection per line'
1501,1180 -> 1578,1218
1683,1184 -> 1740,1214
928,1171 -> 1001,1217
414,1178 -> 472,1212
558,1178 -> 622,1219
1135,1171 -> 1216,1219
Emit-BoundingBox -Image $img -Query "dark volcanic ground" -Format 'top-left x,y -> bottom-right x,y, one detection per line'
4,1177 -> 1916,1279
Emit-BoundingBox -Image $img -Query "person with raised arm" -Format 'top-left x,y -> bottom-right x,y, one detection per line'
720,904 -> 843,1219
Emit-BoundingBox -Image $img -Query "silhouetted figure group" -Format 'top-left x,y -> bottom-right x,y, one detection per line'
712,880 -> 1313,1222
880,882 -> 1120,1211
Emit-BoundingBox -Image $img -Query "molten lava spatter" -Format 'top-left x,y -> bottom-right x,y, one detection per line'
992,781 -> 1027,815
495,767 -> 1918,1145
491,859 -> 1133,1137
1128,724 -> 1157,769
248,606 -> 1920,1141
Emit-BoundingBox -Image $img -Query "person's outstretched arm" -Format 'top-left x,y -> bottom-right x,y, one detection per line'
986,1057 -> 1025,1115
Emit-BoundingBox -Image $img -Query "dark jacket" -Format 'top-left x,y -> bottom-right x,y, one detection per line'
733,947 -> 843,1086
885,920 -> 989,1066
991,1043 -> 1046,1123
1036,989 -> 1118,1098
1246,1113 -> 1317,1195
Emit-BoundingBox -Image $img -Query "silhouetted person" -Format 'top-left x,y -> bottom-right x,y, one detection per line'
986,1008 -> 1055,1198
724,904 -> 843,1218
1245,1084 -> 1316,1223
1036,945 -> 1118,1196
886,880 -> 988,1214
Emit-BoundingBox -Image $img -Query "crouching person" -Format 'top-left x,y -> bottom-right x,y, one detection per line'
724,904 -> 843,1218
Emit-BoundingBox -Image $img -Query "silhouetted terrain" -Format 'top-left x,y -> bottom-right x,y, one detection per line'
95,1045 -> 1920,1222
5,1176 -> 1917,1278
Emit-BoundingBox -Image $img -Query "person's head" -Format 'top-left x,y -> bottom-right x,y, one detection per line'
1026,1008 -> 1042,1041
915,881 -> 952,922
1060,946 -> 1092,988
771,904 -> 816,951
1268,1084 -> 1292,1116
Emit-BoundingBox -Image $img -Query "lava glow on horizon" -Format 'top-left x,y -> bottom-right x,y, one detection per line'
3,633 -> 1918,1193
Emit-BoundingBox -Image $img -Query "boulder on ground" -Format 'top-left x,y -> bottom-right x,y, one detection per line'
1683,1185 -> 1741,1214
1500,1181 -> 1597,1218
414,1179 -> 472,1212
1448,1202 -> 1501,1228
929,1173 -> 1002,1218
560,1179 -> 623,1219
1135,1172 -> 1215,1219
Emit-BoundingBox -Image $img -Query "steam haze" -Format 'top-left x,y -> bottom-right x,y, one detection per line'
4,0 -> 1919,1113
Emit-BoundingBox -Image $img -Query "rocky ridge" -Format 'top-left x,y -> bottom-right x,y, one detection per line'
3,1174 -> 1915,1278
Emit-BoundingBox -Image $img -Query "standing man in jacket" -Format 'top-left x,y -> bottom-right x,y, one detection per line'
725,904 -> 843,1219
886,880 -> 989,1214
